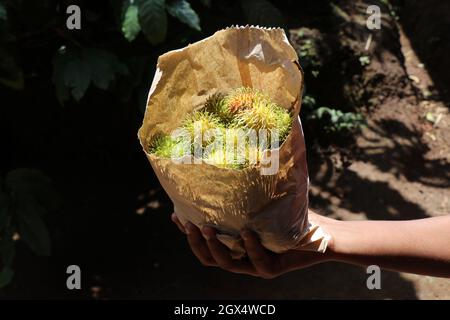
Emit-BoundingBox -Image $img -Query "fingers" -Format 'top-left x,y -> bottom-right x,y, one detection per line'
171,213 -> 186,234
202,226 -> 255,275
171,214 -> 259,276
241,229 -> 277,279
185,222 -> 216,267
171,214 -> 216,267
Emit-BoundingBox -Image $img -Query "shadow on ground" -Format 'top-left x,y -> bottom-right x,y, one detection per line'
398,0 -> 450,105
355,119 -> 450,189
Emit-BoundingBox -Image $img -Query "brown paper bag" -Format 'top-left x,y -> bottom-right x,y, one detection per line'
138,26 -> 329,257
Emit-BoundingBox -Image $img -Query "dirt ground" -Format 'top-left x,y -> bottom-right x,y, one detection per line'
307,25 -> 450,299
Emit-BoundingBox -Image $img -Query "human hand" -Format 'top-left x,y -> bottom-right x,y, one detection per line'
171,213 -> 332,279
172,211 -> 450,278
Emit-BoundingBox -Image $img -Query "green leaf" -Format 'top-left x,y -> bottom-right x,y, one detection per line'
122,4 -> 141,41
115,56 -> 149,103
3,169 -> 56,257
359,55 -> 371,66
0,266 -> 14,288
302,95 -> 316,108
425,112 -> 436,123
166,0 -> 201,31
331,112 -> 339,124
138,0 -> 167,45
83,48 -> 129,90
0,48 -> 24,90
0,3 -> 7,21
240,0 -> 285,28
64,55 -> 91,101
52,47 -> 128,102
5,169 -> 60,212
52,47 -> 90,102
316,107 -> 330,119
52,47 -> 72,104
312,105 -> 365,133
18,201 -> 51,256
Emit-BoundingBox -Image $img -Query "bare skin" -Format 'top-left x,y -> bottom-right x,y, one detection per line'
171,210 -> 450,279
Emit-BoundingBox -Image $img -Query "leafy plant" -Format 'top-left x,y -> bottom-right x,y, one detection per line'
122,3 -> 141,41
0,0 -> 204,103
52,46 -> 129,103
359,55 -> 371,67
0,169 -> 60,288
0,3 -> 23,91
302,95 -> 316,109
0,0 -> 292,105
302,94 -> 365,134
122,0 -> 201,44
309,106 -> 366,133
293,31 -> 323,78
0,3 -> 6,21
167,0 -> 201,31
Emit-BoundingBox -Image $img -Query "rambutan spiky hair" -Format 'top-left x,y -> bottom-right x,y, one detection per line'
204,93 -> 234,124
182,111 -> 224,146
203,146 -> 245,169
149,87 -> 293,166
224,87 -> 267,113
149,134 -> 191,159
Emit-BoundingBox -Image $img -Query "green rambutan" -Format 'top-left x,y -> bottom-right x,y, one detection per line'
246,145 -> 264,166
229,92 -> 292,147
182,111 -> 224,146
232,99 -> 278,131
224,87 -> 266,113
203,144 -> 245,169
273,105 -> 292,142
150,87 -> 293,166
149,134 -> 191,159
204,93 -> 234,124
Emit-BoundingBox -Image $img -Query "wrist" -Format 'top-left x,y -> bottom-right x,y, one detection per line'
307,209 -> 342,261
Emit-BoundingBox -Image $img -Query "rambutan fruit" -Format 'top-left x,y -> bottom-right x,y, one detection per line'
150,87 -> 292,167
149,134 -> 191,159
182,111 -> 224,147
224,87 -> 266,113
273,105 -> 292,142
245,145 -> 263,166
203,145 -> 245,169
204,93 -> 234,124
231,99 -> 278,131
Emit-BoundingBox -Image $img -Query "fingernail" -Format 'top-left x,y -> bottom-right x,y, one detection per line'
241,229 -> 250,240
185,222 -> 193,235
201,227 -> 210,240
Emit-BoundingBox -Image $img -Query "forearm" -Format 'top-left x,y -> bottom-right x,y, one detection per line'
312,213 -> 450,277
